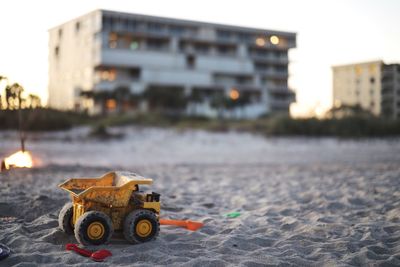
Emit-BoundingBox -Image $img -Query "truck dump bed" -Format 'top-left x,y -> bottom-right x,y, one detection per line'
58,171 -> 153,207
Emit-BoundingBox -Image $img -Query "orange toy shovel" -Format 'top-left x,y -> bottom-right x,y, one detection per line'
160,219 -> 204,231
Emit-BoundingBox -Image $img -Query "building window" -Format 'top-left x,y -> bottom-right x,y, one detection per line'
170,25 -> 185,35
217,45 -> 236,56
194,43 -> 209,54
370,77 -> 375,83
75,21 -> 80,33
355,66 -> 362,75
254,62 -> 268,71
108,32 -> 118,49
369,64 -> 376,74
100,68 -> 117,81
275,66 -> 287,73
217,30 -> 232,40
58,29 -> 62,38
238,32 -> 252,42
102,16 -> 113,31
147,22 -> 163,32
147,38 -> 168,51
54,46 -> 60,57
186,55 -> 195,69
121,19 -> 130,31
130,68 -> 141,80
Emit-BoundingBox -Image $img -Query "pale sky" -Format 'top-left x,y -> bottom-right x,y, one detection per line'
0,0 -> 399,117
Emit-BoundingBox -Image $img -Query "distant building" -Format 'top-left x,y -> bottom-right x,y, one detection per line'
332,61 -> 400,119
48,9 -> 296,118
381,64 -> 400,119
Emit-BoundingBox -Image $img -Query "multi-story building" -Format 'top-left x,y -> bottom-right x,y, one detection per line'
48,9 -> 296,118
332,61 -> 400,119
332,61 -> 383,116
381,64 -> 400,119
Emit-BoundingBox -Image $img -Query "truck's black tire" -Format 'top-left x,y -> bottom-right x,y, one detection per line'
58,203 -> 74,235
123,209 -> 159,244
74,211 -> 113,246
0,243 -> 11,260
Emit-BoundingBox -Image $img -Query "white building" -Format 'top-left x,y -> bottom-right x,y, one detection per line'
48,9 -> 296,118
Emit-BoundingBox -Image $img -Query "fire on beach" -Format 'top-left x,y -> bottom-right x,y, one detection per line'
1,150 -> 34,171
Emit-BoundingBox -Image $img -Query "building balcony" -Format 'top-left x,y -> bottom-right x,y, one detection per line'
249,54 -> 289,64
255,70 -> 289,78
269,98 -> 292,111
268,86 -> 292,94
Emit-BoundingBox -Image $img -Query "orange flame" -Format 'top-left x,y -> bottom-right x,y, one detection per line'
3,150 -> 33,169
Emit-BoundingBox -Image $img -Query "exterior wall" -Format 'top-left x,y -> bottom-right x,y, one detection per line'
48,9 -> 296,118
48,10 -> 102,110
332,61 -> 383,116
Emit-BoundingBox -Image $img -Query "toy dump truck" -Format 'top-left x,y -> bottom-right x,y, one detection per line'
58,171 -> 160,246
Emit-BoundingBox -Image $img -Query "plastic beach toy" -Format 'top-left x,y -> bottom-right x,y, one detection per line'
0,243 -> 11,260
66,244 -> 112,262
226,212 -> 241,218
66,243 -> 92,257
58,171 -> 161,246
91,249 -> 112,262
160,219 -> 204,231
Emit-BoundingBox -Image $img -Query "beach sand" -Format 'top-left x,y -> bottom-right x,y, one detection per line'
1,127 -> 400,266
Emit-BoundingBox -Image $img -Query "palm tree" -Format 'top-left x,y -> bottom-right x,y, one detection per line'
210,92 -> 226,119
5,83 -> 24,110
114,86 -> 131,113
93,90 -> 112,115
0,75 -> 8,109
28,94 -> 41,108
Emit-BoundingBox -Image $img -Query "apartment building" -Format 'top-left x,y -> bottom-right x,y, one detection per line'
48,9 -> 296,118
332,61 -> 383,116
332,61 -> 400,119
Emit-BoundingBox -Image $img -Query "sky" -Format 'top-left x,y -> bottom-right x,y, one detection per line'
0,0 -> 399,117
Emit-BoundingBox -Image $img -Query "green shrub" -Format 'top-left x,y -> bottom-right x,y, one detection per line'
0,108 -> 89,131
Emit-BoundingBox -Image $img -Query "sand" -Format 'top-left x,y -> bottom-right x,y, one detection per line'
0,127 -> 400,266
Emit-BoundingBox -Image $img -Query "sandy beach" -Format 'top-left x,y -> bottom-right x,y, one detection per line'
1,127 -> 400,266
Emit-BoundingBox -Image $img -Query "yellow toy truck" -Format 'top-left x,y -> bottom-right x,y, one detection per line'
58,171 -> 160,246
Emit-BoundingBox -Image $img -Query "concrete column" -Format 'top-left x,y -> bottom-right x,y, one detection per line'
170,37 -> 179,53
261,87 -> 270,113
184,85 -> 192,96
254,75 -> 261,87
238,44 -> 247,58
209,45 -> 217,56
140,39 -> 147,50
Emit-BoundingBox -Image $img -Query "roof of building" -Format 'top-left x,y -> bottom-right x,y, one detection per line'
49,9 -> 296,38
331,60 -> 384,69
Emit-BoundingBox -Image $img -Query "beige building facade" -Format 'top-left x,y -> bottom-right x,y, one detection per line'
332,61 -> 383,116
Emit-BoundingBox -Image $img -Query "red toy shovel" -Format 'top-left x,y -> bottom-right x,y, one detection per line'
160,219 -> 204,231
91,249 -> 112,262
66,243 -> 91,257
66,244 -> 112,262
